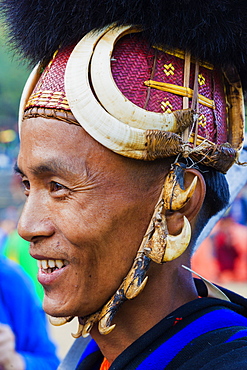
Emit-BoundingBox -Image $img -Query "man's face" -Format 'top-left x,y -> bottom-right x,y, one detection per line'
17,118 -> 161,318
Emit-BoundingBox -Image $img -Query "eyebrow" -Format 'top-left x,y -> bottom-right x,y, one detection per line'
14,159 -> 77,178
14,162 -> 23,175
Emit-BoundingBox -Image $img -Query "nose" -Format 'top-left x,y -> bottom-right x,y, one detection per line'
18,193 -> 55,242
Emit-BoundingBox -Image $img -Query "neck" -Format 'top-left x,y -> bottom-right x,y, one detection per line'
90,259 -> 198,364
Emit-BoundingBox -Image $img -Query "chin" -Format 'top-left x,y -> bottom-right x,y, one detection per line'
42,294 -> 95,319
43,295 -> 72,317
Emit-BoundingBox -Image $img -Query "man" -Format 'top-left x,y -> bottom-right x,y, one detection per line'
2,0 -> 247,368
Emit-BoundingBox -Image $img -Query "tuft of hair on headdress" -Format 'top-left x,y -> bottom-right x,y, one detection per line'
1,0 -> 247,89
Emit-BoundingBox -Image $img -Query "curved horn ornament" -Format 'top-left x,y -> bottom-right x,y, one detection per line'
91,27 -> 184,131
65,25 -> 193,159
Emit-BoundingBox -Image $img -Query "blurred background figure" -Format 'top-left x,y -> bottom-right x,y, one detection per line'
192,185 -> 247,287
0,256 -> 60,369
212,216 -> 241,282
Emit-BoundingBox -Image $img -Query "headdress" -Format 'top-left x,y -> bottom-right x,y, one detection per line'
2,0 -> 246,173
2,0 -> 246,335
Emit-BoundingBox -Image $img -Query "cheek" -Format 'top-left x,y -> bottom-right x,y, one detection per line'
53,194 -> 150,282
55,197 -> 125,245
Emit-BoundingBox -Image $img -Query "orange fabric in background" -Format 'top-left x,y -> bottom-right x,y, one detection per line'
192,236 -> 219,282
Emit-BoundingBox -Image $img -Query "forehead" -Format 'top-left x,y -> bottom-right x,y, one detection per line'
20,117 -> 92,155
18,117 -> 153,188
18,117 -> 114,172
18,117 -> 168,193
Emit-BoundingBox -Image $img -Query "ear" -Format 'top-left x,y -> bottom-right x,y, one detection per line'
165,168 -> 206,235
182,168 -> 206,221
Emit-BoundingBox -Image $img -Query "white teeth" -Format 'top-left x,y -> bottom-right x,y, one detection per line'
38,259 -> 68,270
48,259 -> 55,268
56,259 -> 64,269
41,260 -> 48,269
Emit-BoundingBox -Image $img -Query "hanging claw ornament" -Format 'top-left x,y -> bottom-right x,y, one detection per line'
144,173 -> 192,264
165,216 -> 191,261
144,202 -> 169,264
72,322 -> 84,339
163,162 -> 198,211
49,315 -> 74,326
77,312 -> 101,338
97,252 -> 150,334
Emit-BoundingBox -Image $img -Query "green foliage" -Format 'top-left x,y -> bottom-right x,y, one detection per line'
0,26 -> 31,129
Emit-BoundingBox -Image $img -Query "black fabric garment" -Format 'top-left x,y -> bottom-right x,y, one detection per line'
76,280 -> 247,369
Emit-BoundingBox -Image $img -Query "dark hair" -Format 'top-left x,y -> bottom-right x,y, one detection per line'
3,0 -> 247,92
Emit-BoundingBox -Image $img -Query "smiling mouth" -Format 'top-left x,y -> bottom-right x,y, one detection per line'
38,259 -> 69,273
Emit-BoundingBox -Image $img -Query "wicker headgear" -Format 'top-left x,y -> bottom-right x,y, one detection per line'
2,0 -> 245,173
19,25 -> 244,174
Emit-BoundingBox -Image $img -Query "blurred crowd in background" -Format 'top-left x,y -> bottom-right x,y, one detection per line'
192,185 -> 247,284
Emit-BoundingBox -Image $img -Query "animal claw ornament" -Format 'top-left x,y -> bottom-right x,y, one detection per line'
163,162 -> 198,211
125,275 -> 149,300
72,322 -> 84,339
49,315 -> 73,326
97,253 -> 150,334
144,208 -> 168,264
77,312 -> 101,338
144,212 -> 191,263
165,216 -> 191,261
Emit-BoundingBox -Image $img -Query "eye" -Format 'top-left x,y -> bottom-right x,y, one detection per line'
22,180 -> 30,194
50,181 -> 70,199
50,181 -> 68,192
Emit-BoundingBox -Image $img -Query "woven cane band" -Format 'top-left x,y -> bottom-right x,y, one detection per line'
24,107 -> 79,125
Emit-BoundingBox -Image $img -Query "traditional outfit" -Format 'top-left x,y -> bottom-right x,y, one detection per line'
77,281 -> 247,370
1,0 -> 247,368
